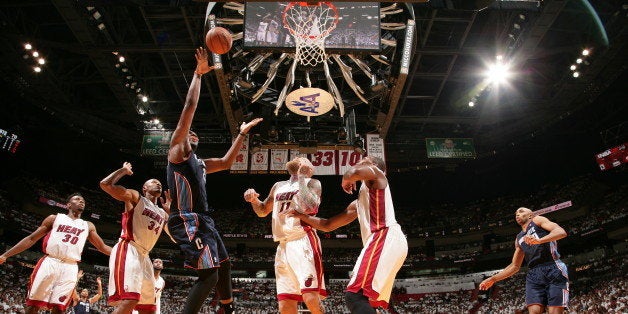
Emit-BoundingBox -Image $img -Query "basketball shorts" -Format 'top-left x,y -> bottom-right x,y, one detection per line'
347,224 -> 408,309
108,240 -> 157,311
168,211 -> 229,269
26,255 -> 78,311
275,229 -> 327,301
526,260 -> 569,308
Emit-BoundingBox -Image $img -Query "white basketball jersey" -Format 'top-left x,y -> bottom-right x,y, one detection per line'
120,196 -> 167,252
155,275 -> 165,314
42,213 -> 89,262
356,181 -> 399,246
272,179 -> 312,242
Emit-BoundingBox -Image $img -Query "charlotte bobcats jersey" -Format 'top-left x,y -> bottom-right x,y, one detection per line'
42,214 -> 89,262
272,179 -> 313,242
155,275 -> 165,314
516,220 -> 562,268
120,196 -> 167,252
73,300 -> 90,314
356,181 -> 399,245
167,153 -> 210,214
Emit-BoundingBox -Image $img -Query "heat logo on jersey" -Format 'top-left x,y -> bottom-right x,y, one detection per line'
56,224 -> 86,237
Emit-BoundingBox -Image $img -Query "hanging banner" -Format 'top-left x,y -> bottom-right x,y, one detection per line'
366,133 -> 386,163
426,138 -> 477,159
310,150 -> 337,175
270,149 -> 289,174
230,135 -> 249,173
250,149 -> 269,174
337,150 -> 362,175
290,149 -> 308,160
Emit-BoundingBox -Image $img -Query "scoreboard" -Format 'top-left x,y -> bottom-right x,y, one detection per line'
0,129 -> 20,154
595,143 -> 627,171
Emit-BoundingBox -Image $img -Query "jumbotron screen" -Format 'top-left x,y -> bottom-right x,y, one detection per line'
243,2 -> 381,52
595,143 -> 627,171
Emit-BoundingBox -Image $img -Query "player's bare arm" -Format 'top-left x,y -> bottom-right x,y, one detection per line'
99,162 -> 140,210
524,216 -> 568,245
204,118 -> 263,173
87,222 -> 112,256
479,241 -> 525,290
0,214 -> 56,264
289,200 -> 358,232
168,47 -> 214,163
244,182 -> 278,217
159,189 -> 172,215
295,162 -> 321,213
90,277 -> 102,304
341,161 -> 386,193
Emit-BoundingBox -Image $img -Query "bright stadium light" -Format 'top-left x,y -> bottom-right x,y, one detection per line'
34,66 -> 41,73
485,62 -> 511,84
468,101 -> 475,107
570,65 -> 576,71
142,96 -> 148,103
38,58 -> 45,65
576,58 -> 583,64
573,72 -> 580,78
24,43 -> 32,50
582,49 -> 590,56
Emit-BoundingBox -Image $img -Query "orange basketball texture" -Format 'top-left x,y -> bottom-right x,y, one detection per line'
205,27 -> 232,55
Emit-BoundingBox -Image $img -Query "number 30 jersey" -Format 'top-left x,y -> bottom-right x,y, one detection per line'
42,213 -> 89,262
120,196 -> 168,252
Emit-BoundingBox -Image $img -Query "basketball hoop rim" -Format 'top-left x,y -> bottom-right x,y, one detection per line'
282,2 -> 339,40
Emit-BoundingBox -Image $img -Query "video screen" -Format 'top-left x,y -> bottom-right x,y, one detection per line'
243,2 -> 381,52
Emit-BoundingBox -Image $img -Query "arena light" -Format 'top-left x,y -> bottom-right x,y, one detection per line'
468,100 -> 475,107
34,66 -> 41,73
119,56 -> 125,63
32,51 -> 39,58
576,58 -> 583,64
582,49 -> 590,56
24,43 -> 32,50
485,62 -> 511,84
38,58 -> 45,65
142,96 -> 149,103
573,72 -> 580,78
569,65 -> 577,71
97,23 -> 106,31
152,118 -> 159,124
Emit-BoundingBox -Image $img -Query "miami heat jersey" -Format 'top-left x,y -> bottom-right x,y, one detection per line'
120,196 -> 167,252
42,214 -> 89,262
272,179 -> 314,242
356,181 -> 399,245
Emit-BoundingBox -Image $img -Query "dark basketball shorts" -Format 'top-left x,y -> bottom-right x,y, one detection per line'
168,211 -> 229,269
525,260 -> 569,308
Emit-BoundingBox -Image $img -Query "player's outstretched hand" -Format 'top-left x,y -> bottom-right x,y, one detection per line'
122,162 -> 133,176
96,277 -> 102,285
195,47 -> 214,75
341,179 -> 356,194
159,190 -> 172,213
0,255 -> 6,265
479,278 -> 495,290
243,188 -> 260,203
298,162 -> 314,178
239,118 -> 264,135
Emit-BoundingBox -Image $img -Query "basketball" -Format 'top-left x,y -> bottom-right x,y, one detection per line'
205,27 -> 232,55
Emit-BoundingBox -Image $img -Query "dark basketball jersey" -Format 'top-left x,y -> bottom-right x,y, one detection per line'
167,153 -> 210,214
73,301 -> 90,314
516,221 -> 561,268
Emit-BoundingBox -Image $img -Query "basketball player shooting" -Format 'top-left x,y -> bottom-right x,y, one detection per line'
166,47 -> 261,314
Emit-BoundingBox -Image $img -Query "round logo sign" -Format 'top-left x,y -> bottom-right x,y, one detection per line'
285,88 -> 335,117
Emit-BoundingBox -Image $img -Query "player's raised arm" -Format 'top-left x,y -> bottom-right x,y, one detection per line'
99,162 -> 140,208
86,222 -> 112,256
295,160 -> 321,214
289,200 -> 358,232
203,118 -> 263,174
0,214 -> 56,264
90,277 -> 102,304
341,156 -> 387,194
168,47 -> 214,163
244,182 -> 278,217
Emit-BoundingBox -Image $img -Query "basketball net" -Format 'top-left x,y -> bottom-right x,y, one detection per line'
283,2 -> 338,67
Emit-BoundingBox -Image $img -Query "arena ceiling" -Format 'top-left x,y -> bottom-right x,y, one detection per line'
0,0 -> 625,172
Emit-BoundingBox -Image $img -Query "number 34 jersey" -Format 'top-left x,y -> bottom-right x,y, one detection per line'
120,196 -> 168,252
42,213 -> 89,262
